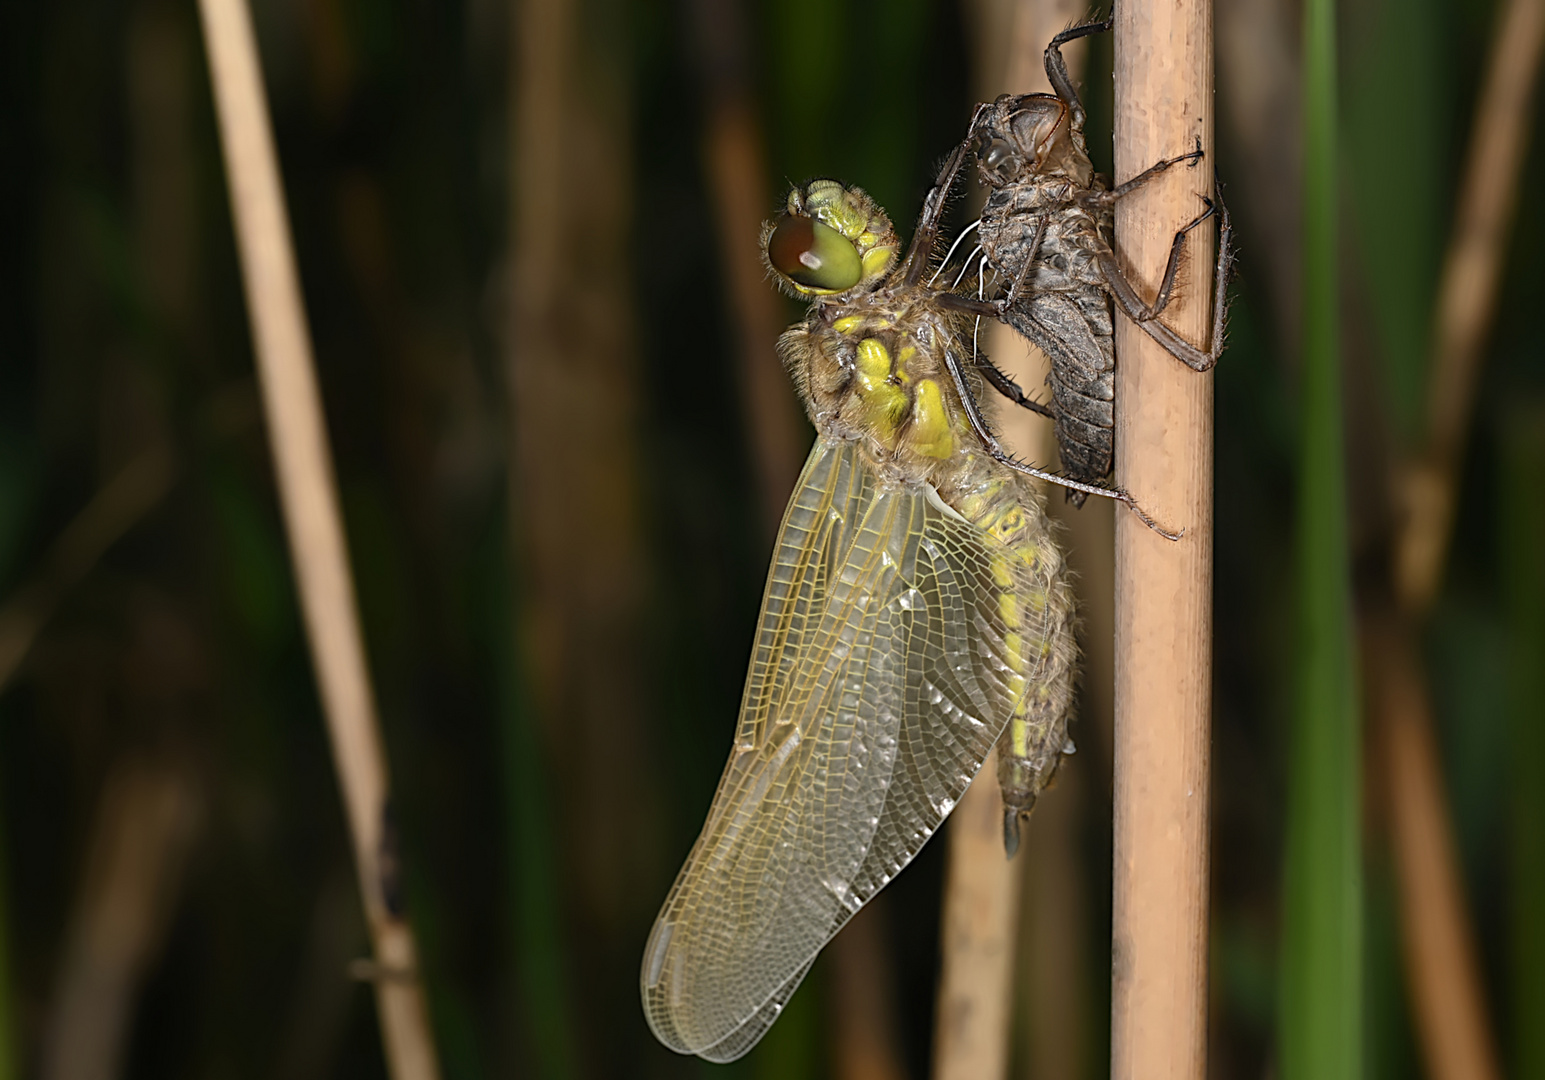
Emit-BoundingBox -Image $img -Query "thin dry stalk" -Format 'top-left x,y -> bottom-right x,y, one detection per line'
0,446 -> 174,693
933,748 -> 1027,1080
1395,0 -> 1545,612
39,760 -> 199,1080
1367,661 -> 1502,1080
507,0 -> 655,943
1364,616 -> 1503,1080
700,93 -> 805,535
194,2 -> 442,1076
1370,2 -> 1545,1077
1109,3 -> 1215,1078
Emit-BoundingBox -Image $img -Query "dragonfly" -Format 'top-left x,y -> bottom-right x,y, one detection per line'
941,14 -> 1232,504
639,162 -> 1098,1062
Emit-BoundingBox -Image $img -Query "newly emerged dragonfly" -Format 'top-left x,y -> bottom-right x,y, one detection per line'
639,168 -> 1088,1062
946,14 -> 1231,504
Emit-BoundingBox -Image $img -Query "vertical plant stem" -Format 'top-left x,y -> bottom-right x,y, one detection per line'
690,0 -> 805,537
933,748 -> 1025,1080
1109,1 -> 1215,1077
507,0 -> 654,1071
195,2 -> 442,1076
1366,2 -> 1545,1077
1503,411 -> 1545,1080
1279,0 -> 1361,1076
1394,0 -> 1545,611
1365,616 -> 1500,1080
504,0 -> 581,1073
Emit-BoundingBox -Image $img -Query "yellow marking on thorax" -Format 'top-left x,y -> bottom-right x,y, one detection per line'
852,338 -> 909,434
860,247 -> 894,280
908,379 -> 954,459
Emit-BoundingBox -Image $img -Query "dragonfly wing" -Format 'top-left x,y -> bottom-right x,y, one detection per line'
641,437 -> 1042,1062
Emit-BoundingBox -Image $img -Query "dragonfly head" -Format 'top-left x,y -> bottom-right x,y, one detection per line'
970,93 -> 1094,189
763,180 -> 901,299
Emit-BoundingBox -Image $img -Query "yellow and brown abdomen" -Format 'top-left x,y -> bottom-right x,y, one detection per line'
792,307 -> 1079,848
938,454 -> 1078,845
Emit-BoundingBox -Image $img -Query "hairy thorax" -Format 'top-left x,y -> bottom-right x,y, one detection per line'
781,284 -> 986,490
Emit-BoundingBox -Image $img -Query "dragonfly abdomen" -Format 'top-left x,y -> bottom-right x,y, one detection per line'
936,455 -> 1078,853
1001,287 -> 1116,508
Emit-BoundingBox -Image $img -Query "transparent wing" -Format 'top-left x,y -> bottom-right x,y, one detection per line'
641,437 -> 1051,1062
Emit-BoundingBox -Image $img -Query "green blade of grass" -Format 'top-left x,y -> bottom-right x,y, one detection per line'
1279,0 -> 1363,1076
1502,405 -> 1545,1080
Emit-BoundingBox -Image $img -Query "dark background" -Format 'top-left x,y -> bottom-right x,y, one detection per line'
0,0 -> 1541,1077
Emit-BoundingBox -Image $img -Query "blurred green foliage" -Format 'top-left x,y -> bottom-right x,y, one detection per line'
1279,1 -> 1363,1077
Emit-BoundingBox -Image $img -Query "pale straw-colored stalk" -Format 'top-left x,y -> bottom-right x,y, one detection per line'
195,1 -> 442,1075
1110,2 -> 1215,1077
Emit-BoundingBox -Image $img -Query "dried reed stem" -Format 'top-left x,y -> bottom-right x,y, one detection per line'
1110,2 -> 1215,1077
1395,0 -> 1545,613
1365,616 -> 1503,1080
933,748 -> 1026,1080
0,446 -> 174,693
1371,2 -> 1545,1077
195,2 -> 441,1076
701,96 -> 805,535
828,905 -> 907,1080
39,760 -> 200,1080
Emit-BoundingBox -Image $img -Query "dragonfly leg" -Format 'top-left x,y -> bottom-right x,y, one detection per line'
1079,138 -> 1205,208
1044,13 -> 1114,131
1000,215 -> 1049,308
940,345 -> 1183,540
1098,190 -> 1233,372
903,141 -> 973,286
974,352 -> 1056,419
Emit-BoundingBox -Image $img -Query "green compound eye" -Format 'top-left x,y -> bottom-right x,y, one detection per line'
768,214 -> 863,291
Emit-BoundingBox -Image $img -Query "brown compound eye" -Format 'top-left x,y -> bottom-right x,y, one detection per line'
767,214 -> 862,291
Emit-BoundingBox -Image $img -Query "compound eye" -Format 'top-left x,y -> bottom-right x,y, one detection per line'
767,214 -> 862,291
982,138 -> 1021,173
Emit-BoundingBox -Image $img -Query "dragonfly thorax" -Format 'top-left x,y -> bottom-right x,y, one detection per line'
780,293 -> 983,486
